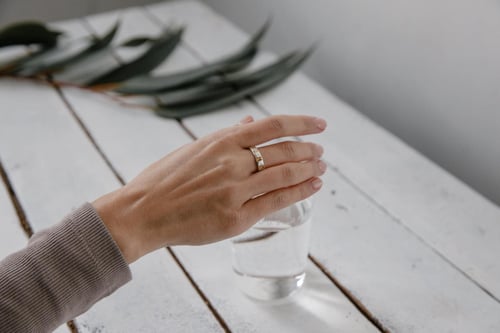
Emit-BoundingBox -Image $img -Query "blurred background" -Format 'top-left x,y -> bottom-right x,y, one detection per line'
1,0 -> 499,206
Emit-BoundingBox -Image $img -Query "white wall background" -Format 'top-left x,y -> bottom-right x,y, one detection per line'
1,0 -> 499,205
201,0 -> 500,206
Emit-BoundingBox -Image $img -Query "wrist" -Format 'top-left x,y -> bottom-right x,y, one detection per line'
92,188 -> 145,264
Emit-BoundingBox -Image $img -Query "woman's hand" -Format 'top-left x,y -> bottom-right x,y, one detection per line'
92,114 -> 327,263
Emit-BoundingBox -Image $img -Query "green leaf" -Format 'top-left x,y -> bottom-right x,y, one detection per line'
16,21 -> 120,76
209,18 -> 271,69
113,19 -> 270,94
115,48 -> 257,95
120,36 -> 155,47
87,27 -> 184,86
153,51 -> 299,106
155,47 -> 314,118
0,46 -> 53,74
155,83 -> 235,106
215,51 -> 299,86
0,21 -> 62,48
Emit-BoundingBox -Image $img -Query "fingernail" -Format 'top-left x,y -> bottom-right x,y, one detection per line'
318,160 -> 327,173
312,178 -> 323,190
315,117 -> 327,130
314,144 -> 324,157
239,115 -> 254,124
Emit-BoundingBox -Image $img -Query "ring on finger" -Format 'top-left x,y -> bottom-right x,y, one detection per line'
248,146 -> 265,172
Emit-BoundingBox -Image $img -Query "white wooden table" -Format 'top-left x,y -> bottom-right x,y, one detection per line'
1,1 -> 500,332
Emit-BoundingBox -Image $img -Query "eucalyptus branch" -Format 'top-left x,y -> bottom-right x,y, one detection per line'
0,19 -> 314,119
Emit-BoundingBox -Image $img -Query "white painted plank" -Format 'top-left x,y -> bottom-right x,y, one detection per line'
63,9 -> 197,181
0,172 -> 73,333
312,171 -> 500,332
58,53 -> 377,333
77,250 -> 223,333
0,85 -> 79,333
0,79 -> 120,227
144,1 -> 500,331
159,64 -> 500,331
64,7 -> 380,332
0,78 -> 222,332
146,0 -> 500,302
167,80 -> 500,332
0,179 -> 27,256
26,19 -> 224,332
174,241 -> 377,333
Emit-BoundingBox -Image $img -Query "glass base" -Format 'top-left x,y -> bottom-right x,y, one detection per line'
234,270 -> 306,302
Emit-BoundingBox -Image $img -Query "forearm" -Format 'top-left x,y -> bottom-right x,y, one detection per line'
0,203 -> 131,332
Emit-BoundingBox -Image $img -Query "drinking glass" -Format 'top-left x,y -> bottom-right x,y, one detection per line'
231,198 -> 313,301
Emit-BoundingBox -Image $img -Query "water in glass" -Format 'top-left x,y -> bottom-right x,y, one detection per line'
231,199 -> 312,301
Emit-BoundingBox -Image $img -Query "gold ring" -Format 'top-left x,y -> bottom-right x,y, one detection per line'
249,146 -> 265,172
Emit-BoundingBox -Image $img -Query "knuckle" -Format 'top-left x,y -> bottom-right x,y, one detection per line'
215,135 -> 233,148
204,127 -> 233,144
281,141 -> 297,159
272,192 -> 289,210
221,209 -> 243,235
208,135 -> 238,158
219,184 -> 239,205
299,182 -> 311,200
224,208 -> 240,225
212,132 -> 237,148
219,156 -> 238,174
268,117 -> 285,133
280,165 -> 295,183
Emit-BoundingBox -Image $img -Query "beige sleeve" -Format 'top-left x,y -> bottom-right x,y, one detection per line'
0,203 -> 132,332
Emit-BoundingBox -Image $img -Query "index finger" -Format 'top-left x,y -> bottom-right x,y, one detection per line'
235,115 -> 327,147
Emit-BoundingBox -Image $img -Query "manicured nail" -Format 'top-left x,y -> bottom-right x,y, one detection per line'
318,160 -> 327,173
314,144 -> 324,157
312,178 -> 323,190
315,117 -> 327,130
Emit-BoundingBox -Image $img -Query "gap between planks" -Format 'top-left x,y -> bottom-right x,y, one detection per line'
143,7 -> 388,331
54,17 -> 232,333
141,4 -> 500,307
0,156 -> 80,333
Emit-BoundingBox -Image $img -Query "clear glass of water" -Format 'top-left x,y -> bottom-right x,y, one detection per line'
231,198 -> 313,301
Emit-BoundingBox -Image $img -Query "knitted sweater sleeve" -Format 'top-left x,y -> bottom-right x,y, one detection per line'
0,203 -> 132,332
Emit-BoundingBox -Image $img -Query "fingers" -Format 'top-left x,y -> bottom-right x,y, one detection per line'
242,177 -> 323,224
235,115 -> 327,147
244,160 -> 327,198
254,141 -> 323,172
